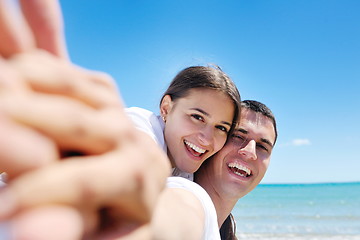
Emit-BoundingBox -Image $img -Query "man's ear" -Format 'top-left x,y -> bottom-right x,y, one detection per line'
160,95 -> 173,122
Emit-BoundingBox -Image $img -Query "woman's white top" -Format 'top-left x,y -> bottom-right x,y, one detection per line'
167,177 -> 221,240
126,107 -> 193,181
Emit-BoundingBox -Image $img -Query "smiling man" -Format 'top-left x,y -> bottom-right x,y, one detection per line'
195,99 -> 278,238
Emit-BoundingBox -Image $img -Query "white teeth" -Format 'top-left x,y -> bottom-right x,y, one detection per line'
184,140 -> 206,154
228,162 -> 251,176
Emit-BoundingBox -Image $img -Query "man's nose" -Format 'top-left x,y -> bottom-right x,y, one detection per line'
237,139 -> 257,161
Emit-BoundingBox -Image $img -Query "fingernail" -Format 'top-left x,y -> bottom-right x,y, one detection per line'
0,221 -> 11,240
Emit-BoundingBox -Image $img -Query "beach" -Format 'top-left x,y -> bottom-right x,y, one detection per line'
233,182 -> 360,240
238,233 -> 360,240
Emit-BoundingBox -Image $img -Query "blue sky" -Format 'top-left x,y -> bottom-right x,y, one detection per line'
60,0 -> 360,184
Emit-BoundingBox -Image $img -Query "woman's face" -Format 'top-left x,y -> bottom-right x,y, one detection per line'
161,88 -> 235,173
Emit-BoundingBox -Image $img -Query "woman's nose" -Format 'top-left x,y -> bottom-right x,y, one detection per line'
198,126 -> 214,146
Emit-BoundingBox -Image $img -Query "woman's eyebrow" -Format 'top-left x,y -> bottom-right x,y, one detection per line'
190,108 -> 209,116
190,108 -> 231,127
221,121 -> 232,127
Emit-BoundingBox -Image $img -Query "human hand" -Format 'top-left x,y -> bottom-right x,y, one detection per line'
0,0 -> 170,239
0,64 -> 170,238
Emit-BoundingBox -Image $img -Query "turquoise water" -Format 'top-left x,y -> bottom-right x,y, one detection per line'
233,182 -> 360,240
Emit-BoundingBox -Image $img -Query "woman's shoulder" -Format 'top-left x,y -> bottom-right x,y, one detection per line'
167,176 -> 198,189
125,106 -> 154,116
125,107 -> 166,151
166,177 -> 212,208
166,177 -> 221,240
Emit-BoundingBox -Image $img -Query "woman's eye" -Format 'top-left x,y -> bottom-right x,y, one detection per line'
191,114 -> 204,121
216,126 -> 229,133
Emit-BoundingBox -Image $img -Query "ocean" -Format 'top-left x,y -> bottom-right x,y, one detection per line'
232,182 -> 360,240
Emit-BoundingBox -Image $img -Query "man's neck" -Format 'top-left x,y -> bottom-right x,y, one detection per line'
195,169 -> 238,228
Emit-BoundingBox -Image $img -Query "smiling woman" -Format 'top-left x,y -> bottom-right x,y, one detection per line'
161,88 -> 235,173
126,65 -> 241,181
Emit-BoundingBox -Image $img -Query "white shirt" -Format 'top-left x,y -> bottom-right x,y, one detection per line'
126,107 -> 193,181
167,177 -> 220,240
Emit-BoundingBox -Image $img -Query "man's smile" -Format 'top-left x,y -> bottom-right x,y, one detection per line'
228,162 -> 252,177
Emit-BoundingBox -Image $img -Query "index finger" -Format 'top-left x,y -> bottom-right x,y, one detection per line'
20,0 -> 69,59
0,0 -> 35,57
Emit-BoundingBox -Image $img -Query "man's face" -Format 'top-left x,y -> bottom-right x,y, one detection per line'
209,108 -> 276,199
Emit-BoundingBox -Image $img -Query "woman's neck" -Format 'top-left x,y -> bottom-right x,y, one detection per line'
167,151 -> 176,168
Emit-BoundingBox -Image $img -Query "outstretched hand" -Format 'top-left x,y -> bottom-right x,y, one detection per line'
0,1 -> 170,239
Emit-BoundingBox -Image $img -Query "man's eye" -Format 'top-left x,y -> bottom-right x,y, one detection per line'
257,144 -> 269,152
231,134 -> 246,144
231,134 -> 244,140
191,114 -> 204,121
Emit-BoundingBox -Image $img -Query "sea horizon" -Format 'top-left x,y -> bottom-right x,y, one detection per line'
233,181 -> 360,240
259,180 -> 360,186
